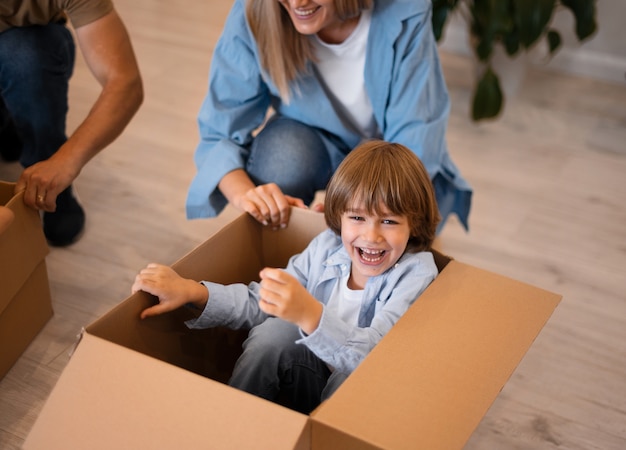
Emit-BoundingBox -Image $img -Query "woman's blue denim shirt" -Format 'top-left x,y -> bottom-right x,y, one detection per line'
186,0 -> 472,230
186,228 -> 438,374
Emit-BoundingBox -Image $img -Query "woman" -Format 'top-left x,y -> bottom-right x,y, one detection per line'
186,0 -> 471,232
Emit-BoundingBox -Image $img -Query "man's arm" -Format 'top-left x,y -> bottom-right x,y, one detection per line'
17,9 -> 143,210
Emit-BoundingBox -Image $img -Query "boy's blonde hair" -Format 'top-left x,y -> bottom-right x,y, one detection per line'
324,140 -> 440,252
246,0 -> 373,101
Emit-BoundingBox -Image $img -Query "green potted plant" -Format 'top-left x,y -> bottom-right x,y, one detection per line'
432,0 -> 598,121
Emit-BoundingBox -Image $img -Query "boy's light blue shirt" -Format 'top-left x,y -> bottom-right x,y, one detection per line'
186,228 -> 438,374
186,0 -> 471,229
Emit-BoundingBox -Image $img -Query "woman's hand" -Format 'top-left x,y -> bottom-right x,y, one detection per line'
132,263 -> 208,319
219,170 -> 306,229
258,267 -> 322,334
236,183 -> 306,230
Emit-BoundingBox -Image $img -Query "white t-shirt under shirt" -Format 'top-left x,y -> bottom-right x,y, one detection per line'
311,8 -> 379,138
325,274 -> 364,327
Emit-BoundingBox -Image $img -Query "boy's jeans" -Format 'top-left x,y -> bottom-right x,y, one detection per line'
229,317 -> 348,414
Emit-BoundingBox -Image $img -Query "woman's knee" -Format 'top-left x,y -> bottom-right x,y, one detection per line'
253,117 -> 324,153
247,117 -> 332,199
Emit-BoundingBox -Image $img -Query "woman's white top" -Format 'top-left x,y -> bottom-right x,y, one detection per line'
312,8 -> 378,138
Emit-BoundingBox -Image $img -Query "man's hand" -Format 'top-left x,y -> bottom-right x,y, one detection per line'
16,154 -> 79,211
15,9 -> 142,212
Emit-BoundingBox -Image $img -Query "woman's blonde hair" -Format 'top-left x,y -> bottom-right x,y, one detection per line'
324,140 -> 441,252
246,0 -> 373,100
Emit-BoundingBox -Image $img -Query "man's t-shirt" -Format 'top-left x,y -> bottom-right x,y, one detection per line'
0,0 -> 113,33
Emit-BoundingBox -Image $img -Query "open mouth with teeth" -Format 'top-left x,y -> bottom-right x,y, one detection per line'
358,247 -> 386,264
294,7 -> 320,18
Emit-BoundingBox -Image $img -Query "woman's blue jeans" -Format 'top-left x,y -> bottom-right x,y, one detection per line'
245,117 -> 455,234
246,115 -> 350,206
0,22 -> 75,168
229,317 -> 349,414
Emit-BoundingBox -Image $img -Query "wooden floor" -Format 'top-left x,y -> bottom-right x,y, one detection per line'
1,0 -> 625,448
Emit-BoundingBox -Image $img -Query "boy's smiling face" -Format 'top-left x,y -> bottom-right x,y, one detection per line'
340,203 -> 411,290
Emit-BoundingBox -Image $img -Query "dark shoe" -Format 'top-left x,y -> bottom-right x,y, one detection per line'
43,186 -> 85,247
0,120 -> 22,162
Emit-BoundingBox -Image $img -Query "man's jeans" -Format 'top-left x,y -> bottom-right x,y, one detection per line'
0,22 -> 75,168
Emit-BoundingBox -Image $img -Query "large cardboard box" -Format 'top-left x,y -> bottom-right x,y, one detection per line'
0,181 -> 53,379
24,208 -> 561,449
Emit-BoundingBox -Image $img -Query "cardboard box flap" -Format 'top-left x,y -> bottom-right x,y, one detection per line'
311,260 -> 561,450
0,261 -> 53,379
0,181 -> 49,315
84,209 -> 328,382
0,204 -> 13,234
24,333 -> 310,450
170,207 -> 328,283
260,208 -> 328,268
170,211 -> 264,285
0,180 -> 16,204
86,290 -> 248,383
24,207 -> 562,449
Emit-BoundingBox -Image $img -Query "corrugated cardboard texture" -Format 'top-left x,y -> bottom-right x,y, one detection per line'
260,208 -> 328,268
310,260 -> 561,450
0,181 -> 52,379
0,204 -> 13,234
25,208 -> 561,449
84,211 -> 328,383
84,214 -> 266,380
0,262 -> 52,378
24,333 -> 310,450
86,291 -> 247,383
0,182 -> 49,313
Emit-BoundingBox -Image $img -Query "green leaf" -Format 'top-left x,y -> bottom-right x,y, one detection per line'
513,0 -> 556,48
478,0 -> 512,33
561,0 -> 597,40
431,0 -> 461,42
474,34 -> 494,62
431,4 -> 450,42
503,29 -> 521,56
546,29 -> 562,54
472,66 -> 503,120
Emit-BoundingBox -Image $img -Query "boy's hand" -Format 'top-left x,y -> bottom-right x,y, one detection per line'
258,268 -> 322,334
132,263 -> 208,319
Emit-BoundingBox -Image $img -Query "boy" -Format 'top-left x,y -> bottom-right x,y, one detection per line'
133,140 -> 440,413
